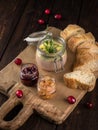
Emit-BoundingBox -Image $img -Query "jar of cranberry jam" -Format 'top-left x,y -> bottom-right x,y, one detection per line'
20,63 -> 39,86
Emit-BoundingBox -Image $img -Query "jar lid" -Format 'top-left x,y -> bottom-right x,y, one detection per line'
24,31 -> 52,45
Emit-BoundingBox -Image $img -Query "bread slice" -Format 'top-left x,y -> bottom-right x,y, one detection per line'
67,32 -> 95,52
64,70 -> 96,91
60,24 -> 85,41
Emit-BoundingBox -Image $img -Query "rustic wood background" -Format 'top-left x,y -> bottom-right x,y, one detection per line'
0,0 -> 98,130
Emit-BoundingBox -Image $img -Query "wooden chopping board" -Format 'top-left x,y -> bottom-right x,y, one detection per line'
0,27 -> 87,130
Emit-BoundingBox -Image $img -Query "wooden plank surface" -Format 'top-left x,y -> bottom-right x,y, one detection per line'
79,0 -> 98,40
0,0 -> 98,130
0,0 -> 55,69
48,0 -> 82,29
0,0 -> 28,61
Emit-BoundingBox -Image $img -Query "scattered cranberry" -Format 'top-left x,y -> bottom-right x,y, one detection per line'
16,90 -> 23,98
85,101 -> 93,109
67,96 -> 76,104
38,19 -> 45,24
14,58 -> 22,65
44,9 -> 51,15
54,14 -> 62,20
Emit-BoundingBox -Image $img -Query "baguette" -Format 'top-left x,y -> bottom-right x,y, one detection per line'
76,41 -> 98,53
61,24 -> 98,92
64,70 -> 96,91
60,24 -> 85,41
67,32 -> 95,52
74,42 -> 98,74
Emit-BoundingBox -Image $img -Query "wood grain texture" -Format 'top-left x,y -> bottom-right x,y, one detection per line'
79,0 -> 98,40
48,0 -> 82,29
0,0 -> 54,70
0,0 -> 28,61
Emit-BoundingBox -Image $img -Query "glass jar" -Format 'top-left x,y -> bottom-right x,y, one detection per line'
36,36 -> 67,72
37,75 -> 56,99
20,63 -> 39,86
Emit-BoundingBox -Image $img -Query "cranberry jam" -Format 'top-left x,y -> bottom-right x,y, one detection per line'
20,63 -> 39,86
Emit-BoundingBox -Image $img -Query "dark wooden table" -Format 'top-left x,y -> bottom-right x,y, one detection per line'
0,0 -> 98,130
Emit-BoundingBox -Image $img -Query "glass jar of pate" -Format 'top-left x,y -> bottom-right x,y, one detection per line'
36,36 -> 67,72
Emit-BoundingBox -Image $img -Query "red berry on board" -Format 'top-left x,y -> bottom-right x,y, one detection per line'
67,96 -> 76,104
14,58 -> 22,65
85,102 -> 93,109
54,14 -> 62,20
38,19 -> 45,24
44,9 -> 51,15
16,90 -> 23,98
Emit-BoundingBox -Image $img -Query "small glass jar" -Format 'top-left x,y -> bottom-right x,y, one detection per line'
20,63 -> 39,86
37,75 -> 56,99
36,36 -> 67,72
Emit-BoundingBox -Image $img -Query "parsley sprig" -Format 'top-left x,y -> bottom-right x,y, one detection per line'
44,39 -> 57,53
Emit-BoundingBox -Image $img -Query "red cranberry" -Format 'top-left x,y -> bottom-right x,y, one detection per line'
44,9 -> 51,15
16,90 -> 23,98
54,14 -> 62,20
14,58 -> 22,65
67,96 -> 76,104
38,19 -> 45,24
86,102 -> 93,109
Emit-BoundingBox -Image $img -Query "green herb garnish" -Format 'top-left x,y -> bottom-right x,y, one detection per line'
40,39 -> 63,54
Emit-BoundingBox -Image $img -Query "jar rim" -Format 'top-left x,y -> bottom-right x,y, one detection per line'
37,36 -> 66,57
20,63 -> 38,76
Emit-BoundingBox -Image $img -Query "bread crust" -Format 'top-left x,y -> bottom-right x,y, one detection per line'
60,24 -> 85,41
67,32 -> 95,52
74,42 -> 98,73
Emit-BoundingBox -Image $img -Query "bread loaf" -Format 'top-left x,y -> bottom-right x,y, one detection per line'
64,70 -> 96,91
67,32 -> 95,52
60,24 -> 98,91
60,24 -> 85,41
74,42 -> 98,74
74,42 -> 98,65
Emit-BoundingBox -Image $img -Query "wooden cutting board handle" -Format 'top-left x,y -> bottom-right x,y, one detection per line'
0,82 -> 66,130
0,83 -> 34,130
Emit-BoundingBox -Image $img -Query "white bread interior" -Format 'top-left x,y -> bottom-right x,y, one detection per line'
64,70 -> 96,92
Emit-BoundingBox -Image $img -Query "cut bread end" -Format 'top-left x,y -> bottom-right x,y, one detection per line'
64,70 -> 96,92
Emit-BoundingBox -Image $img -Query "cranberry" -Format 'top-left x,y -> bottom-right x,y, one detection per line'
44,9 -> 51,15
16,90 -> 23,98
54,14 -> 62,20
14,58 -> 22,65
38,19 -> 45,24
67,96 -> 76,104
85,101 -> 93,109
